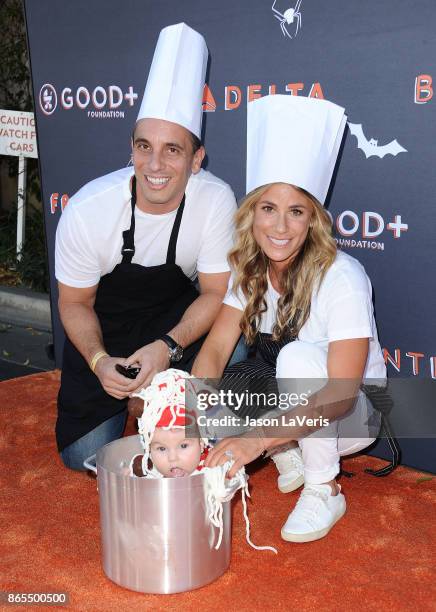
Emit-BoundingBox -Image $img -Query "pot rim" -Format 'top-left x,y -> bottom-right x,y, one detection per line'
95,434 -> 207,490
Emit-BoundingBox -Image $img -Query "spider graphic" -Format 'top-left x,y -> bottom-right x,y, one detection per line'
272,0 -> 303,39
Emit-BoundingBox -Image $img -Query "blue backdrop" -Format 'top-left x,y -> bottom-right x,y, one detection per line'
24,0 -> 436,471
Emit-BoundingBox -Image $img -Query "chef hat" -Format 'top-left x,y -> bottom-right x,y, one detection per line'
136,22 -> 208,139
246,95 -> 347,204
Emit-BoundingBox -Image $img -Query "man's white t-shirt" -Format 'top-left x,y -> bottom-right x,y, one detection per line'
224,250 -> 386,380
55,167 -> 237,287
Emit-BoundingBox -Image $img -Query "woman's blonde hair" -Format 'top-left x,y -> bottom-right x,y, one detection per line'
228,183 -> 337,344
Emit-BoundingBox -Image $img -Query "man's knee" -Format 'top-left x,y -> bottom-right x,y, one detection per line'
59,445 -> 90,472
58,411 -> 127,471
227,335 -> 249,367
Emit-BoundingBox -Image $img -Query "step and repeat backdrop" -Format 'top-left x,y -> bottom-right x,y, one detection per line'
25,0 -> 435,470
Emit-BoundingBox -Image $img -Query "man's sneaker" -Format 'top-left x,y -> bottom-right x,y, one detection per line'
271,447 -> 304,493
281,483 -> 346,543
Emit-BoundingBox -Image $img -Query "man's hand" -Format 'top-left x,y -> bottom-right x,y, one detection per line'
124,340 -> 170,392
94,356 -> 137,399
204,434 -> 265,478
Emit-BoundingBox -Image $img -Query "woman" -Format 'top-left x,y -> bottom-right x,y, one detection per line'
192,95 -> 386,543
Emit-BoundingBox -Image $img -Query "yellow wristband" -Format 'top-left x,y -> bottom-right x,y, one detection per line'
90,351 -> 109,373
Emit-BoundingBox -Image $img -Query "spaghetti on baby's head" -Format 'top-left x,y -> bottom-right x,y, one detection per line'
132,369 -> 209,478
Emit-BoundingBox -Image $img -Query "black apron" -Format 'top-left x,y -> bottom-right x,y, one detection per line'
221,332 -> 294,419
56,177 -> 204,451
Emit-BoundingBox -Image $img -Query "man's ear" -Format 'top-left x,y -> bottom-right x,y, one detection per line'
191,145 -> 206,174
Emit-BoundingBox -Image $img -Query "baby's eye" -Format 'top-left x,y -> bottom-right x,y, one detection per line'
180,442 -> 189,449
156,446 -> 166,452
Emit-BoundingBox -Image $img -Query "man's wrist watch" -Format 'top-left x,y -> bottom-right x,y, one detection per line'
158,334 -> 184,363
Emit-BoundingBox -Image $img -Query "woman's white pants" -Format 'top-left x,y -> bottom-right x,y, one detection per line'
276,341 -> 377,485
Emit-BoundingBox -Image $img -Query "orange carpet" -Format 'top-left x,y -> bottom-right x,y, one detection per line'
1,371 -> 435,612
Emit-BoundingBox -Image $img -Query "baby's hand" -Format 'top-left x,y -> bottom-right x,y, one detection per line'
131,454 -> 146,477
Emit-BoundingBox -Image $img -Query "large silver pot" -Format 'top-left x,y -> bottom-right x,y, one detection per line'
84,435 -> 231,594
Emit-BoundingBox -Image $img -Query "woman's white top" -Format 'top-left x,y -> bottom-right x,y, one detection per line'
223,250 -> 386,380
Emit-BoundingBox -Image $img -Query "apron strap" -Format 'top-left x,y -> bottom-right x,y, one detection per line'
121,175 -> 137,264
166,194 -> 186,265
121,177 -> 186,266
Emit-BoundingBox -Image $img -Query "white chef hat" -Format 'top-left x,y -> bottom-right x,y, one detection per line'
246,95 -> 347,204
136,23 -> 208,139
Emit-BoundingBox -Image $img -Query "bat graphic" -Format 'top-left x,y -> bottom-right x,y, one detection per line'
348,123 -> 407,159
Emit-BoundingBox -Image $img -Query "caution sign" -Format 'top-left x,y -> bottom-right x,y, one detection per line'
0,109 -> 38,158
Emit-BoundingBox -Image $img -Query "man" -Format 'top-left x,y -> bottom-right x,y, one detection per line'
55,24 -> 237,470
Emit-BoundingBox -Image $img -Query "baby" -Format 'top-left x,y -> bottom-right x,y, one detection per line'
129,369 -> 209,478
132,406 -> 208,478
151,432 -> 206,478
127,370 -> 275,553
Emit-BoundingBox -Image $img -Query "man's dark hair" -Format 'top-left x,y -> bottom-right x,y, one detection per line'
190,132 -> 202,154
131,125 -> 202,155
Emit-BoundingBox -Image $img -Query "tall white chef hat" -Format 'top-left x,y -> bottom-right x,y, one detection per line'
136,23 -> 208,139
246,95 -> 347,204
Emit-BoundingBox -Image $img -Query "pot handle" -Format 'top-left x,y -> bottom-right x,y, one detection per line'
83,454 -> 97,474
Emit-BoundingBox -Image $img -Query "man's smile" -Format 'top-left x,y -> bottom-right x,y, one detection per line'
145,175 -> 170,189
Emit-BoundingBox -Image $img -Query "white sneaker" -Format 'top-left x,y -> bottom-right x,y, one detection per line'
271,447 -> 304,493
281,483 -> 346,543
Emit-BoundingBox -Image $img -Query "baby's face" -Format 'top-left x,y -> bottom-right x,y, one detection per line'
150,427 -> 202,478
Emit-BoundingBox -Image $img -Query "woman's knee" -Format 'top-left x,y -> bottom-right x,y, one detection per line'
276,341 -> 327,378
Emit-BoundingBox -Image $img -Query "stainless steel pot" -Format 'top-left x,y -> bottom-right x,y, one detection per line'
84,435 -> 231,594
